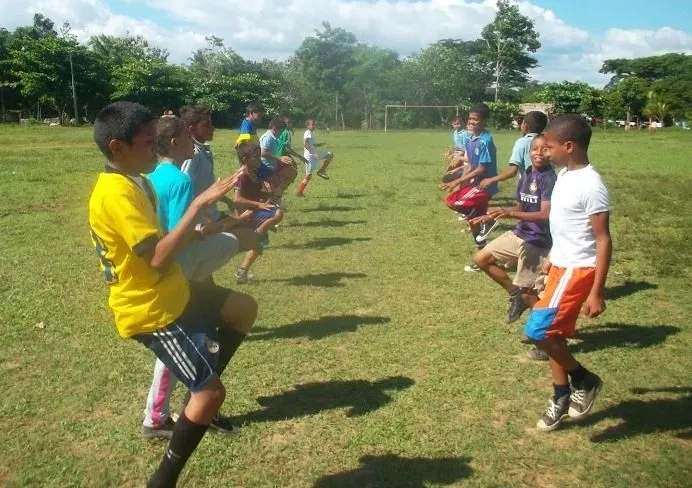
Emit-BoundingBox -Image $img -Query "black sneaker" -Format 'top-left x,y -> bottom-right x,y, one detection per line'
209,414 -> 241,436
317,170 -> 329,180
475,220 -> 500,243
506,293 -> 529,324
536,395 -> 570,432
569,373 -> 603,419
527,347 -> 549,361
141,417 -> 175,441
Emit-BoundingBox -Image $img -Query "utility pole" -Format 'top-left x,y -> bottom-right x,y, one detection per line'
69,51 -> 79,126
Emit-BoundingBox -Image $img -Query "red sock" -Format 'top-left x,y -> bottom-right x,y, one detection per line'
297,178 -> 309,194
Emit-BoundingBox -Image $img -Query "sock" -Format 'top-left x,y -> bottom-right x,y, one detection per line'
297,178 -> 309,193
217,328 -> 246,376
553,383 -> 571,402
568,364 -> 588,386
147,412 -> 209,488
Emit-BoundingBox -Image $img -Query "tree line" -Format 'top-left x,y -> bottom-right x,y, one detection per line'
1,3 -> 690,129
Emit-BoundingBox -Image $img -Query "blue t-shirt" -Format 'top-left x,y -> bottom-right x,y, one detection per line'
513,165 -> 557,248
465,131 -> 499,195
235,118 -> 258,146
148,161 -> 194,233
259,130 -> 278,169
453,129 -> 471,150
509,133 -> 538,176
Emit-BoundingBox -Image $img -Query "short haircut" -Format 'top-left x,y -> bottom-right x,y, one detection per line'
469,102 -> 490,121
236,141 -> 260,163
451,116 -> 462,123
268,117 -> 286,130
523,111 -> 548,134
546,114 -> 592,151
305,119 -> 314,127
156,116 -> 187,157
93,101 -> 153,158
530,133 -> 545,147
247,102 -> 265,114
179,104 -> 211,127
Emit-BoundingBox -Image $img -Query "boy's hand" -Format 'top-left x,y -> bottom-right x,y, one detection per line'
479,178 -> 494,190
582,292 -> 606,318
541,259 -> 552,275
469,215 -> 489,225
440,180 -> 459,192
258,202 -> 276,211
279,156 -> 293,165
195,175 -> 238,208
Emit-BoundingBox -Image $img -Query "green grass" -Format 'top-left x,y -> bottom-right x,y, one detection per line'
0,125 -> 690,487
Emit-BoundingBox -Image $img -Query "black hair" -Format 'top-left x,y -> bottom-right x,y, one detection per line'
247,102 -> 265,115
156,117 -> 187,157
179,104 -> 211,127
545,114 -> 592,151
236,141 -> 260,163
451,115 -> 462,123
523,111 -> 548,134
469,102 -> 490,121
268,117 -> 286,130
93,101 -> 154,158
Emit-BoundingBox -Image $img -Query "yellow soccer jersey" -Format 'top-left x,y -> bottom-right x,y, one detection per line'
89,167 -> 190,338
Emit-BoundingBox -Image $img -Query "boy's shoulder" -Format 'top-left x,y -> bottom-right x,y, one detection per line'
240,118 -> 255,132
150,162 -> 191,186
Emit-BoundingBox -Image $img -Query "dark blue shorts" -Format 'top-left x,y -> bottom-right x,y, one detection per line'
257,161 -> 276,181
253,207 -> 278,228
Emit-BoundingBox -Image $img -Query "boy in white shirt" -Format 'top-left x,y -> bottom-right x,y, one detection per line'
523,114 -> 612,432
296,119 -> 334,197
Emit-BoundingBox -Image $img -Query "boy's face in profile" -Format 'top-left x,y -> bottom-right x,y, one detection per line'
284,118 -> 293,129
452,119 -> 462,131
191,116 -> 214,143
530,137 -> 549,169
520,119 -> 528,134
111,120 -> 158,174
467,112 -> 486,135
249,110 -> 265,123
176,128 -> 195,161
542,130 -> 571,167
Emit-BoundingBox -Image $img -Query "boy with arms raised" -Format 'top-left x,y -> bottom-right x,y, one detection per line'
440,103 -> 499,270
296,119 -> 334,196
523,114 -> 611,432
89,102 -> 258,486
141,117 -> 252,440
472,134 -> 556,324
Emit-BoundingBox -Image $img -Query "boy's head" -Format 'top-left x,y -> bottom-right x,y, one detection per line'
268,117 -> 287,136
247,103 -> 265,123
451,116 -> 462,131
467,103 -> 490,135
529,134 -> 550,169
180,104 -> 214,143
282,115 -> 294,129
156,116 -> 194,163
543,114 -> 592,166
236,141 -> 261,171
94,101 -> 157,174
305,119 -> 316,130
521,111 -> 548,135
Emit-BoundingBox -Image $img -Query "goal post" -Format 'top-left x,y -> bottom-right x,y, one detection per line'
384,104 -> 460,132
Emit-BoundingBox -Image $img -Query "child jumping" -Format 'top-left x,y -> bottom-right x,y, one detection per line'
523,114 -> 611,432
296,119 -> 334,197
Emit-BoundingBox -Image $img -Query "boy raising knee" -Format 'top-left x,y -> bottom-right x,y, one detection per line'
296,119 -> 334,196
89,102 -> 257,486
523,114 -> 611,432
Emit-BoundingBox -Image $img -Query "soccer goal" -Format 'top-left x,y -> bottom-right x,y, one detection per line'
384,104 -> 460,132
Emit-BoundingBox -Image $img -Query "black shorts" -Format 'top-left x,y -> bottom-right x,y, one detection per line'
188,278 -> 231,328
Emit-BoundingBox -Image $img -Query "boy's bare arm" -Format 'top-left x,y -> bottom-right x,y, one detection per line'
480,165 -> 519,189
440,164 -> 485,191
145,175 -> 238,271
505,201 -> 551,222
583,211 -> 612,318
233,191 -> 275,211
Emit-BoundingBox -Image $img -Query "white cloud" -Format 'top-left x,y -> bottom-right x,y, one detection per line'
2,0 -> 691,87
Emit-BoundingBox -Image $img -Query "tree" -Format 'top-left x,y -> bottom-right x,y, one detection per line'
481,0 -> 541,101
188,36 -> 248,78
644,91 -> 670,125
295,22 -> 357,127
537,81 -> 601,115
615,76 -> 649,129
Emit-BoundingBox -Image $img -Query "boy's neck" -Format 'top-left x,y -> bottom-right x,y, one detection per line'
565,155 -> 589,171
192,136 -> 206,145
105,161 -> 140,176
159,156 -> 183,165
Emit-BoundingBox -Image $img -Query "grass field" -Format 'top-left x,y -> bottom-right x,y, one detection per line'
0,125 -> 691,488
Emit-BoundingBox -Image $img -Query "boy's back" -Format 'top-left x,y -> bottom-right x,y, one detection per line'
89,169 -> 189,338
549,165 -> 609,267
149,162 -> 193,233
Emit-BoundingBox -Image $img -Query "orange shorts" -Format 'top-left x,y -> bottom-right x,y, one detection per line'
524,266 -> 595,340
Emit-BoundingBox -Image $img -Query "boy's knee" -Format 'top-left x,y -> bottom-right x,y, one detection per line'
474,249 -> 492,268
222,292 -> 258,333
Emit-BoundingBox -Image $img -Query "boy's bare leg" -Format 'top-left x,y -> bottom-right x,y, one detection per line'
474,250 -> 513,292
537,337 -> 579,372
255,210 -> 283,235
240,249 -> 261,272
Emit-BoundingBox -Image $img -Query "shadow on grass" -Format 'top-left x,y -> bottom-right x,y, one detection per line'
276,237 -> 372,250
267,272 -> 367,288
249,315 -> 390,341
313,454 -> 473,488
571,323 -> 680,354
233,376 -> 414,424
336,192 -> 369,199
290,219 -> 368,228
302,206 -> 365,213
604,280 -> 658,301
580,386 -> 692,443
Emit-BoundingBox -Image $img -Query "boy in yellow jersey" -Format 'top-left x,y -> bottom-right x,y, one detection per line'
89,101 -> 257,487
235,102 -> 265,149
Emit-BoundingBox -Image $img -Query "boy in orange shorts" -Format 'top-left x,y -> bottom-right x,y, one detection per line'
523,114 -> 612,432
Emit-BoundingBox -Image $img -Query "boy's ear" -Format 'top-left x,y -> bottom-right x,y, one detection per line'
108,138 -> 123,156
170,136 -> 178,148
564,141 -> 575,154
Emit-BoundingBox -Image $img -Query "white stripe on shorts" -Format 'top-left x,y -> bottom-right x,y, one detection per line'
162,329 -> 198,378
153,331 -> 195,381
548,267 -> 574,309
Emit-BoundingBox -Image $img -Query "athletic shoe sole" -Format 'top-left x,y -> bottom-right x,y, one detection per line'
475,220 -> 500,243
568,381 -> 603,419
536,412 -> 569,432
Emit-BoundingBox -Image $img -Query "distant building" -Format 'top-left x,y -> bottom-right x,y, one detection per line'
519,103 -> 554,116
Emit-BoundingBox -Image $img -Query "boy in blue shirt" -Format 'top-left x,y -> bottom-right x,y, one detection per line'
440,103 -> 499,271
235,102 -> 265,149
442,116 -> 471,183
258,117 -> 298,204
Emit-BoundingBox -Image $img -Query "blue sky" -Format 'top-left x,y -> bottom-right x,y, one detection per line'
2,0 -> 691,85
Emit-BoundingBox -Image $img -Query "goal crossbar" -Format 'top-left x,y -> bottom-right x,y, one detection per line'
384,104 -> 460,132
